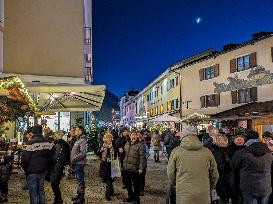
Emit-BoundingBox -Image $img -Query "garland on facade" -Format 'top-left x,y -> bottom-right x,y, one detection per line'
182,113 -> 210,126
0,77 -> 37,124
0,77 -> 37,112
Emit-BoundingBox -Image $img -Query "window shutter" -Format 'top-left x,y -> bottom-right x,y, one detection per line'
230,59 -> 236,73
214,64 -> 220,77
200,96 -> 205,108
199,69 -> 204,81
250,52 -> 257,68
271,47 -> 273,62
215,94 -> 220,106
250,87 -> 258,102
231,91 -> 237,104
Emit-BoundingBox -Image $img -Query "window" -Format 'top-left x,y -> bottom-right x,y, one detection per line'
231,87 -> 257,104
200,94 -> 220,108
85,54 -> 92,63
230,53 -> 257,73
147,95 -> 149,102
174,99 -> 179,110
155,107 -> 158,115
167,79 -> 175,91
237,55 -> 250,71
160,86 -> 163,94
160,104 -> 164,114
167,102 -> 172,111
84,27 -> 91,45
205,66 -> 215,80
199,64 -> 219,81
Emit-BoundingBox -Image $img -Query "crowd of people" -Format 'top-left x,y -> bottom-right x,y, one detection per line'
167,126 -> 273,204
0,123 -> 272,204
20,124 -> 87,204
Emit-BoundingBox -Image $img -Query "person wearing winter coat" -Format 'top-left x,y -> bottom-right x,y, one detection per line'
226,133 -> 246,204
208,134 -> 231,204
70,125 -> 87,204
99,132 -> 116,201
115,127 -> 130,188
152,130 -> 161,162
21,125 -> 52,204
167,126 -> 219,204
122,130 -> 146,204
169,131 -> 181,154
164,129 -> 174,159
49,131 -> 70,204
231,130 -> 273,204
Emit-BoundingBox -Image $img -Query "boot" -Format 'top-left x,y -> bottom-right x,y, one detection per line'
73,193 -> 85,204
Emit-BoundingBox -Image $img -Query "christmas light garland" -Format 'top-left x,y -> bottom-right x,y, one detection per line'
0,76 -> 37,112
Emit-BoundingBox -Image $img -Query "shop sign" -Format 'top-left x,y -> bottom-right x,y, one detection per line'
213,65 -> 273,93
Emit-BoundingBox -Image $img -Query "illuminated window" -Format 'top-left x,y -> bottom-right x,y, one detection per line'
160,104 -> 164,114
155,107 -> 158,115
167,102 -> 172,111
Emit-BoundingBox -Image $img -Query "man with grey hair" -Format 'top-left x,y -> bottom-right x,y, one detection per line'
167,126 -> 219,204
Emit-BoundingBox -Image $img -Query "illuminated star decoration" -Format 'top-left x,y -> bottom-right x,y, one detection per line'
196,17 -> 202,24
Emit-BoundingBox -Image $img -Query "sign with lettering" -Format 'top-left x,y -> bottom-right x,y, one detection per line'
213,65 -> 273,93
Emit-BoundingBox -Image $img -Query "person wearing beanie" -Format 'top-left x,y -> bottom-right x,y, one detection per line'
21,125 -> 52,204
115,127 -> 130,189
167,126 -> 219,204
231,130 -> 273,204
48,131 -> 70,204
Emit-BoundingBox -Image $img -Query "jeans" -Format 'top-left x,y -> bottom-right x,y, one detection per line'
154,149 -> 159,161
27,173 -> 46,204
243,193 -> 269,204
124,170 -> 140,203
73,164 -> 85,188
51,181 -> 62,202
103,162 -> 113,197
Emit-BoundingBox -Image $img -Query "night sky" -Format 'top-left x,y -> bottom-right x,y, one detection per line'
92,0 -> 273,98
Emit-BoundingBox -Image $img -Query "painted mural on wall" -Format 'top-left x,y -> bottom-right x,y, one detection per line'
213,65 -> 273,93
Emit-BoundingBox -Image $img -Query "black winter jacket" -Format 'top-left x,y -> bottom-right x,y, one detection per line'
210,144 -> 232,198
21,135 -> 52,175
231,142 -> 273,196
49,139 -> 70,183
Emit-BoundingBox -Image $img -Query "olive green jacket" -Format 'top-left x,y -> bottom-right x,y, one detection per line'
123,141 -> 146,171
167,135 -> 219,204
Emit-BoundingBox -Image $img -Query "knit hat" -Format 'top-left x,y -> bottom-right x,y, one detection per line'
232,131 -> 246,141
263,131 -> 273,138
181,126 -> 197,139
32,125 -> 43,136
121,127 -> 129,133
245,130 -> 259,141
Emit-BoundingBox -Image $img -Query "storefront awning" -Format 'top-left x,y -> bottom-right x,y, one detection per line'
211,100 -> 273,119
26,83 -> 106,112
149,114 -> 181,122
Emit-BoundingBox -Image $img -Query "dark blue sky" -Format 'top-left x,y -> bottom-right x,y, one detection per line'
93,0 -> 273,98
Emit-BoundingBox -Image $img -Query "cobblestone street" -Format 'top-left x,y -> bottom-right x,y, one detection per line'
7,154 -> 169,204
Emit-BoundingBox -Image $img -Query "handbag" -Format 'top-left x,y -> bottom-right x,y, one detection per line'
111,159 -> 121,178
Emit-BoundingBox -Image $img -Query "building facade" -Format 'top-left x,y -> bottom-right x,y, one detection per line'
2,0 -> 93,83
0,0 -> 105,135
119,90 -> 139,126
120,32 -> 273,133
172,33 -> 273,118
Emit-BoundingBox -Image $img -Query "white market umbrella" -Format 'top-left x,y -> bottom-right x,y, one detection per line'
149,114 -> 181,122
